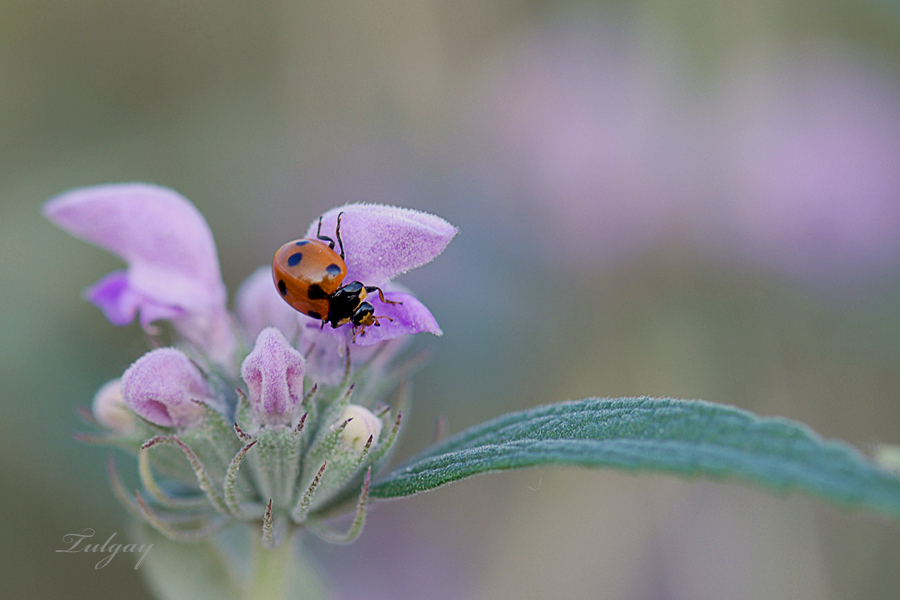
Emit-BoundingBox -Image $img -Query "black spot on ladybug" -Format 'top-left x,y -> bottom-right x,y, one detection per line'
288,252 -> 303,267
306,310 -> 321,320
295,240 -> 309,246
326,263 -> 342,275
277,280 -> 288,296
307,284 -> 328,300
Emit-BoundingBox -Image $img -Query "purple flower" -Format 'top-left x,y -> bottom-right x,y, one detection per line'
121,348 -> 213,429
52,184 -> 455,550
44,184 -> 456,382
241,328 -> 306,426
299,204 -> 457,346
43,183 -> 236,365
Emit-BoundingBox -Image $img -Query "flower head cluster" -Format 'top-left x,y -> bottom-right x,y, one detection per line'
44,183 -> 456,546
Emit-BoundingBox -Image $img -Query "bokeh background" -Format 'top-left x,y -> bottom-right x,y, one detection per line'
3,0 -> 900,598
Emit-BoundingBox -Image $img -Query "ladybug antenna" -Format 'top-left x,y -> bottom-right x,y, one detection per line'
316,215 -> 336,250
335,211 -> 345,260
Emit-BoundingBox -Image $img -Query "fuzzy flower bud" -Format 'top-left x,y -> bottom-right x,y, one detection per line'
122,348 -> 212,429
339,404 -> 383,454
241,328 -> 306,426
92,379 -> 135,432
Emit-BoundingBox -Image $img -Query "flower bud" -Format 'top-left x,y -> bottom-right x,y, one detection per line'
92,379 -> 135,432
122,348 -> 212,429
241,328 -> 306,426
339,405 -> 383,454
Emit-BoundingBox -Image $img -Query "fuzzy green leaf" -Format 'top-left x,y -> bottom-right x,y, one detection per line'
371,397 -> 900,518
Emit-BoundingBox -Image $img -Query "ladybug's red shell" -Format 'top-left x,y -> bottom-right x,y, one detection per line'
272,239 -> 348,321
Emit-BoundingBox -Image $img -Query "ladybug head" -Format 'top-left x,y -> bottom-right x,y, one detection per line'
350,302 -> 375,327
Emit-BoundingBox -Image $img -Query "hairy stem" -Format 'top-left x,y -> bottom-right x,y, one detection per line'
246,531 -> 291,600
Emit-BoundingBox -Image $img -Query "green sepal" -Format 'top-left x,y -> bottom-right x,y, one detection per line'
297,421 -> 358,511
89,417 -> 196,485
234,391 -> 255,436
299,388 -> 354,477
309,381 -> 353,427
176,404 -> 244,489
312,408 -> 402,517
78,416 -> 197,482
250,425 -> 303,509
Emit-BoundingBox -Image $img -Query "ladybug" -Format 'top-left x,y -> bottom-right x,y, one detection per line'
272,212 -> 398,339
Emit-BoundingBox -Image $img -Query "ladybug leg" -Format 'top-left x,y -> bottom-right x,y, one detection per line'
364,286 -> 402,306
351,323 -> 372,343
351,315 -> 394,343
316,216 -> 336,250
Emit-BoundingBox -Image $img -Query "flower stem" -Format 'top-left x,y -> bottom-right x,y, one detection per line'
247,532 -> 292,600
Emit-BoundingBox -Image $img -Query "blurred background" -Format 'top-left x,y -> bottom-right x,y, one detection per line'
2,0 -> 900,598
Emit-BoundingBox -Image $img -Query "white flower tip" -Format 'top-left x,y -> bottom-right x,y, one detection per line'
875,444 -> 900,474
339,405 -> 383,454
92,379 -> 135,433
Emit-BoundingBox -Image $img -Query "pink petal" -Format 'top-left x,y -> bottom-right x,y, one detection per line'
350,291 -> 441,346
305,203 -> 457,285
86,270 -> 183,327
235,267 -> 301,342
44,183 -> 226,310
44,183 -> 236,363
294,321 -> 386,385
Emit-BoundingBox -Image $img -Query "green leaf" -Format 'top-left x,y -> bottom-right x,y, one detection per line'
371,397 -> 900,518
